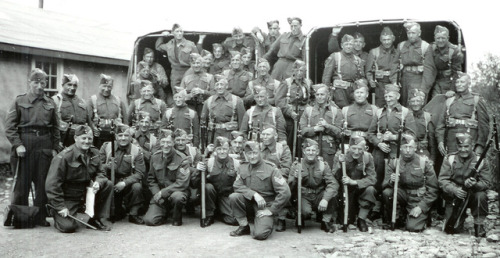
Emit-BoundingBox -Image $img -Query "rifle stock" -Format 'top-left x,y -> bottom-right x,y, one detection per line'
341,121 -> 348,232
391,125 -> 403,231
296,157 -> 302,233
200,167 -> 206,227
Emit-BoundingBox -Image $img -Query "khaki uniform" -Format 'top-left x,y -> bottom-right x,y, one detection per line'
240,104 -> 287,143
382,155 -> 438,231
222,36 -> 256,56
223,69 -> 253,101
200,92 -> 246,142
412,110 -> 436,161
230,160 -> 291,240
87,93 -> 128,148
341,102 -> 378,146
429,43 -> 463,98
247,75 -> 280,106
45,146 -> 113,233
263,32 -> 306,80
52,93 -> 92,147
5,92 -> 61,223
127,98 -> 167,131
365,46 -> 399,107
210,57 -> 230,75
161,106 -> 200,147
180,72 -> 215,116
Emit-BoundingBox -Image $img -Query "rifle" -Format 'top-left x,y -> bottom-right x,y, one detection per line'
208,116 -> 215,146
391,124 -> 404,231
443,127 -> 495,234
396,58 -> 402,87
292,86 -> 301,158
110,121 -> 116,185
296,157 -> 302,233
494,116 -> 500,209
200,160 -> 207,227
200,120 -> 207,154
47,204 -> 97,230
62,115 -> 74,147
341,121 -> 349,232
371,63 -> 377,105
318,131 -> 323,157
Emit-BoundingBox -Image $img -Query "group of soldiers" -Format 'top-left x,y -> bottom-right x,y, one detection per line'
4,18 -> 495,241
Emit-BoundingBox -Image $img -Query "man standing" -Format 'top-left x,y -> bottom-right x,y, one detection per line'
322,35 -> 365,108
46,125 -> 113,232
161,90 -> 200,147
200,78 -> 245,141
247,58 -> 280,106
397,22 -> 435,106
223,27 -> 256,55
333,136 -> 377,232
382,134 -> 438,232
365,27 -> 399,108
263,17 -> 306,80
435,72 -> 489,156
156,24 -> 200,105
438,133 -> 491,237
289,139 -> 339,233
144,130 -> 191,226
223,52 -> 253,103
252,20 -> 281,61
240,86 -> 286,143
5,68 -> 61,227
408,89 -> 436,162
229,142 -> 291,240
100,125 -> 146,224
180,53 -> 215,116
87,74 -> 128,149
52,74 -> 92,147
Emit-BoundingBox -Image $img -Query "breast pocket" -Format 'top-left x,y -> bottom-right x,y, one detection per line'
18,103 -> 34,123
66,162 -> 87,181
409,167 -> 424,185
179,47 -> 193,65
250,172 -> 271,193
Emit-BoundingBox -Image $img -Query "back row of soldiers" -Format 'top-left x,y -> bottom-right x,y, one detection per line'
5,18 -> 492,240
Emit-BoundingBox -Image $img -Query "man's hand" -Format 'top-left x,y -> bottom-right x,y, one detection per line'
474,145 -> 484,156
378,142 -> 391,153
206,144 -> 215,154
331,26 -> 342,36
154,191 -> 163,203
114,181 -> 126,192
58,208 -> 69,218
52,150 -> 58,157
409,206 -> 422,218
198,34 -> 207,43
256,209 -> 272,218
16,145 -> 26,157
92,181 -> 100,194
455,188 -> 467,199
342,176 -> 357,186
318,199 -> 328,212
438,142 -> 447,157
369,80 -> 377,89
291,111 -> 298,121
338,154 -> 345,162
313,125 -> 325,132
464,177 -> 477,189
254,193 -> 266,209
196,162 -> 207,172
383,131 -> 396,141
161,31 -> 171,36
389,173 -> 399,184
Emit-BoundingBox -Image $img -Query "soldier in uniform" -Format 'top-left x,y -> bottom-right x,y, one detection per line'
222,27 -> 256,56
241,47 -> 256,76
127,82 -> 167,133
429,26 -> 464,98
328,31 -> 368,63
438,133 -> 491,237
240,86 -> 286,143
263,17 -> 306,80
155,24 -> 200,105
300,84 -> 342,166
128,68 -> 155,102
252,20 -> 281,61
322,34 -> 365,108
99,125 -> 146,224
5,68 -> 61,227
87,74 -> 128,149
45,125 -> 113,232
197,136 -> 239,226
211,43 -> 230,75
333,136 -> 377,232
222,52 -> 253,104
340,79 -> 378,151
200,77 -> 245,141
259,126 -> 292,231
275,60 -> 312,153
365,27 -> 399,108
408,89 -> 436,162
229,141 -> 291,240
143,130 -> 191,226
289,138 -> 339,233
382,134 -> 438,232
397,22 -> 435,106
52,74 -> 92,147
133,112 -> 156,210
435,72 -> 489,156
179,53 -> 215,116
246,58 -> 280,106
161,90 -> 200,147
229,131 -> 246,162
137,47 -> 169,103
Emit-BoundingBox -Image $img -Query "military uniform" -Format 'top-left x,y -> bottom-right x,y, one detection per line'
322,51 -> 365,108
200,92 -> 245,142
263,32 -> 306,80
127,97 -> 167,130
341,101 -> 378,147
161,106 -> 200,147
99,142 -> 145,219
275,76 -> 311,150
180,71 -> 215,116
367,104 -> 417,190
53,92 -> 92,147
412,109 -> 436,161
134,62 -> 169,102
87,93 -> 128,148
289,157 -> 339,225
177,144 -> 202,214
210,56 -> 230,75
397,39 -> 435,105
144,150 -> 191,226
204,156 -> 240,225
230,159 -> 291,240
223,69 -> 253,101
45,145 -> 113,233
382,154 -> 438,231
222,36 -> 256,57
300,102 -> 342,166
365,46 -> 399,107
5,91 -> 61,224
240,105 -> 287,143
247,75 -> 280,106
435,92 -> 489,153
429,43 -> 463,98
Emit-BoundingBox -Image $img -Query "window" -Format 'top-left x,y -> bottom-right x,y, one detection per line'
31,57 -> 62,97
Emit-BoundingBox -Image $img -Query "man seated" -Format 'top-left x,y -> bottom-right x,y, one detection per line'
99,125 -> 146,224
229,141 -> 290,240
46,125 -> 113,232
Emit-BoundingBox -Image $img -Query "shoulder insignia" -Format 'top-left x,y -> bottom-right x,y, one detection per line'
264,160 -> 277,167
274,175 -> 286,185
179,167 -> 189,175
